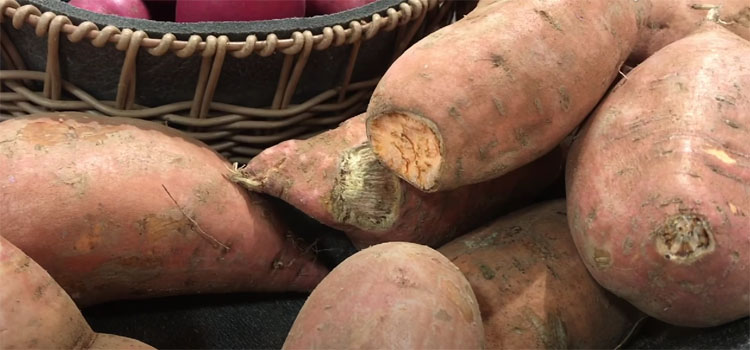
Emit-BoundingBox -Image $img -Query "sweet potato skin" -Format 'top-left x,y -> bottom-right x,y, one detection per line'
365,0 -> 647,192
0,235 -> 156,349
439,200 -> 640,349
630,0 -> 750,63
282,242 -> 485,349
0,113 -> 328,307
233,114 -> 562,249
566,25 -> 750,327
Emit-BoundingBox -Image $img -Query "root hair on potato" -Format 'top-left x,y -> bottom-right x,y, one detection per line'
329,143 -> 403,232
162,184 -> 230,252
226,162 -> 263,190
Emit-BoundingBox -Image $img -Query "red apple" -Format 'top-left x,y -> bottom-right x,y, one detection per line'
175,0 -> 306,22
305,0 -> 376,16
68,0 -> 151,20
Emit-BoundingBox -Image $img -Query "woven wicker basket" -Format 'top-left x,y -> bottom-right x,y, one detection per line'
0,0 -> 459,163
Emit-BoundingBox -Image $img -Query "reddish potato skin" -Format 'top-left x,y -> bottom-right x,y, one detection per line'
305,0 -> 375,16
439,200 -> 640,349
0,235 -> 155,349
282,242 -> 485,349
175,0 -> 305,22
68,0 -> 151,19
566,25 -> 750,327
0,113 -> 328,307
630,0 -> 750,63
233,114 -> 563,249
365,0 -> 648,192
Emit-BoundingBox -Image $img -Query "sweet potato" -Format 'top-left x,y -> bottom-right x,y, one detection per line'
0,112 -> 328,307
230,113 -> 563,249
364,0 -> 648,192
0,235 -> 156,349
566,22 -> 750,327
630,0 -> 750,63
282,242 -> 485,349
439,200 -> 641,349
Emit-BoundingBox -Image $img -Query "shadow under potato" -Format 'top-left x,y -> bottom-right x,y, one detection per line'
80,194 -> 749,349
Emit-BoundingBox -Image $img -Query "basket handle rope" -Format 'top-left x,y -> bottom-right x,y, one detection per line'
115,29 -> 147,110
392,0 -> 428,62
35,11 -> 70,100
280,30 -> 314,109
338,40 -> 361,103
198,35 -> 229,118
189,35 -> 217,118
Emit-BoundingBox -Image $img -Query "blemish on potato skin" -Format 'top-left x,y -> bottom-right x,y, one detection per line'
463,231 -> 500,250
622,237 -> 634,255
493,97 -> 506,117
478,140 -> 499,161
435,309 -> 453,321
32,280 -> 52,301
728,203 -> 742,215
74,224 -> 103,252
724,119 -> 741,129
136,211 -> 193,243
592,248 -> 612,269
706,163 -> 746,184
558,87 -> 571,111
479,264 -> 496,280
514,129 -> 530,147
455,156 -> 464,180
533,98 -> 544,115
715,95 -> 736,105
392,267 -> 416,288
655,214 -> 715,263
534,9 -> 563,31
704,148 -> 736,164
448,106 -> 463,122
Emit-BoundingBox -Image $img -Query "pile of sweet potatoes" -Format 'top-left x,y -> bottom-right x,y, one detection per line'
2,0 -> 749,348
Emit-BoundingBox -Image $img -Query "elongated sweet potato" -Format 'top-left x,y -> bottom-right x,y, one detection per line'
0,112 -> 328,307
282,242 -> 485,349
365,0 -> 648,192
631,0 -> 750,63
439,200 -> 641,349
566,23 -> 750,327
0,235 -> 156,349
230,114 -> 562,249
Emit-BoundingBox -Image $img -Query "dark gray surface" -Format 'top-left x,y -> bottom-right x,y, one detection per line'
624,317 -> 750,350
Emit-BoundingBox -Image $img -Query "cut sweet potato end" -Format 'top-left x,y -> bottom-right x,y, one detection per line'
368,112 -> 443,192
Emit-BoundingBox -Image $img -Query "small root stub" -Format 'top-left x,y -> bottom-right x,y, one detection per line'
368,112 -> 442,192
655,214 -> 716,263
226,162 -> 262,190
329,143 -> 403,232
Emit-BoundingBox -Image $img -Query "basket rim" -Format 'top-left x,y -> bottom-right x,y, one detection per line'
1,0 -> 443,57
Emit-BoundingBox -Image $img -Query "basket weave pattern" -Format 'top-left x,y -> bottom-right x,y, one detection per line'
0,0 -> 455,163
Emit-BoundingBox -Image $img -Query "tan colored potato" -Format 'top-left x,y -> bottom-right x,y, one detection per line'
366,0 -> 648,192
0,112 -> 328,306
439,200 -> 640,349
0,235 -> 156,349
566,23 -> 750,327
231,114 -> 562,249
283,242 -> 485,349
631,0 -> 750,62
